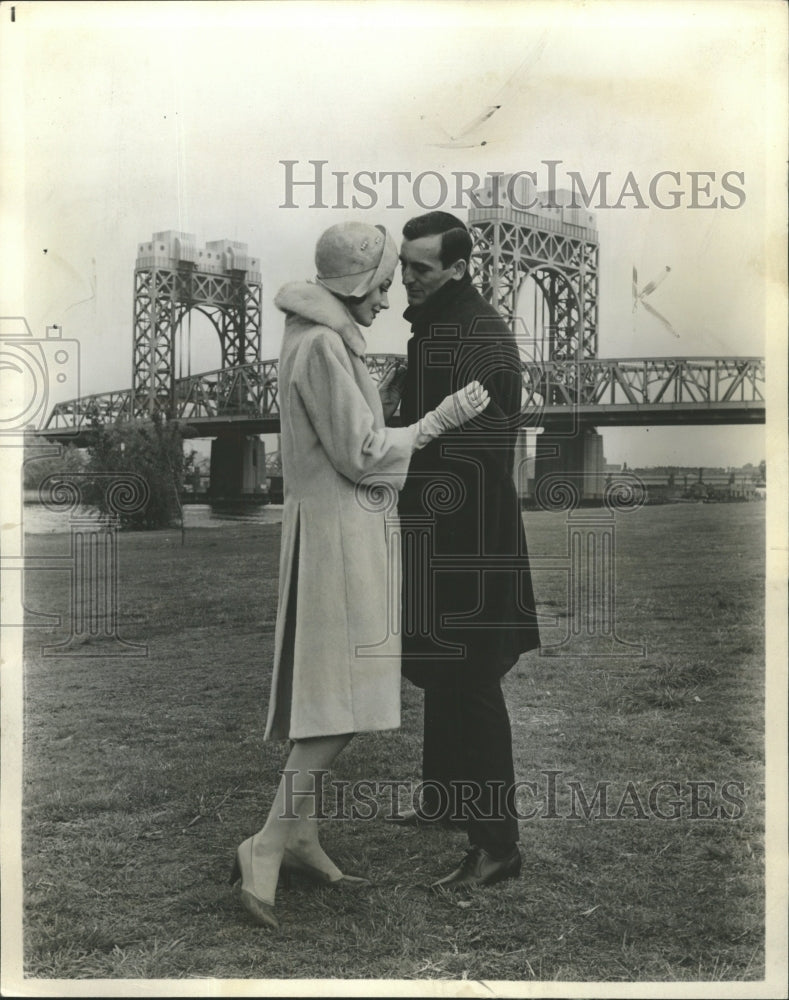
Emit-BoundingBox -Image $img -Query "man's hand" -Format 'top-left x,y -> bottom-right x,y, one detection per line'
379,361 -> 408,421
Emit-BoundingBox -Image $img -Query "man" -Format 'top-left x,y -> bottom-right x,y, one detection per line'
391,211 -> 540,890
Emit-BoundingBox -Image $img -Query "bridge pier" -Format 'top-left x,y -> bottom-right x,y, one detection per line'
534,427 -> 605,503
208,430 -> 266,501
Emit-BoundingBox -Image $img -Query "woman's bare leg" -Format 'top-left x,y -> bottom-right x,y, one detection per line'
237,733 -> 353,904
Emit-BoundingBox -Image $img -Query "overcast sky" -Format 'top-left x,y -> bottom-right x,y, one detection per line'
3,0 -> 785,467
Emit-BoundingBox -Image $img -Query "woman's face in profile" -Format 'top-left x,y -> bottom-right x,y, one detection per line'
346,276 -> 393,328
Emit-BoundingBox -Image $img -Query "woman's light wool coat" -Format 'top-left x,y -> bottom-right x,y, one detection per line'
264,282 -> 415,741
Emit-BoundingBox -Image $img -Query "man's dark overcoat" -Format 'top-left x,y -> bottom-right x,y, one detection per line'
398,273 -> 540,688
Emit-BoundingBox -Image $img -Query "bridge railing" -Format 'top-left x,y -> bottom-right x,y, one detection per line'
44,355 -> 765,432
522,357 -> 765,409
46,387 -> 134,430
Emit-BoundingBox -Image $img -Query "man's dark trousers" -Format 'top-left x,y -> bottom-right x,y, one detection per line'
421,680 -> 519,856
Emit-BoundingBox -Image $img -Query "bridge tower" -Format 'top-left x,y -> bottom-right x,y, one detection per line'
131,231 -> 266,498
468,177 -> 604,500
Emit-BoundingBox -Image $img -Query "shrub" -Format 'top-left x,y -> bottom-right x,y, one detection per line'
82,415 -> 196,530
23,438 -> 87,491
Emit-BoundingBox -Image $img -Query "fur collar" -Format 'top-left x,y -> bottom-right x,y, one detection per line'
274,281 -> 366,357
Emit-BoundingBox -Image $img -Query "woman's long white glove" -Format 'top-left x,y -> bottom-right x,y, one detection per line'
412,380 -> 490,450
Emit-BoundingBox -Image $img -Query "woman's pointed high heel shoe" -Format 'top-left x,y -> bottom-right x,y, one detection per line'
229,842 -> 279,930
281,848 -> 371,889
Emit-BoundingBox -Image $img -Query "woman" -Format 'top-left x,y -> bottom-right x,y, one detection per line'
230,222 -> 489,928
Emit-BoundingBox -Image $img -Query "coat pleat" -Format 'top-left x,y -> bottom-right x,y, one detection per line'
264,283 -> 415,740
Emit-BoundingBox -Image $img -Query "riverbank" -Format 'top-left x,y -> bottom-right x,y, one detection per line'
21,501 -> 284,535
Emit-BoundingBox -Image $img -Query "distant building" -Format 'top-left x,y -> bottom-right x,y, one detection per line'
620,465 -> 761,502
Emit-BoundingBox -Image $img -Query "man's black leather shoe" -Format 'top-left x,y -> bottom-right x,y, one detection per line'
430,844 -> 521,891
385,808 -> 466,831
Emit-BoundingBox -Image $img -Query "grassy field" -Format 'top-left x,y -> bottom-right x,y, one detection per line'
17,502 -> 767,987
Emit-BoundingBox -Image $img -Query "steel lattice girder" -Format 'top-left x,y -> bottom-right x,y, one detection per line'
132,269 -> 178,415
131,264 -> 262,416
162,356 -> 763,419
519,357 -> 765,408
172,361 -> 280,420
468,218 -> 599,361
47,356 -> 765,434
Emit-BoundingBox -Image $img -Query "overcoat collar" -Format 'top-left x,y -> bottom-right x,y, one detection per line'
274,281 -> 367,357
403,272 -> 473,332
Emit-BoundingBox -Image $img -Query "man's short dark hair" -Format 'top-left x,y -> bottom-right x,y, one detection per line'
402,211 -> 472,268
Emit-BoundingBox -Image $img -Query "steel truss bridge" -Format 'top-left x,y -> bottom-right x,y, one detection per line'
40,212 -> 765,448
44,354 -> 765,443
